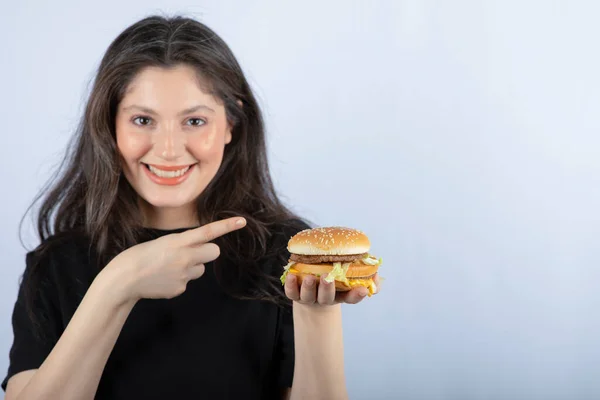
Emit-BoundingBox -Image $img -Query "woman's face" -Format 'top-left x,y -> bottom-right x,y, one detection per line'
115,64 -> 232,226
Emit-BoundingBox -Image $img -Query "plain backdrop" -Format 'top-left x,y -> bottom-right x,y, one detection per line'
1,1 -> 599,399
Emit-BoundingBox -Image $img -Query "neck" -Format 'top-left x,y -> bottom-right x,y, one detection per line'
139,200 -> 199,230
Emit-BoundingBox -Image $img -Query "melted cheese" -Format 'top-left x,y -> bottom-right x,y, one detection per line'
289,267 -> 321,277
347,279 -> 377,296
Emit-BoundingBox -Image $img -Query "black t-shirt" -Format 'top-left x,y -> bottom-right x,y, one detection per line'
2,220 -> 309,399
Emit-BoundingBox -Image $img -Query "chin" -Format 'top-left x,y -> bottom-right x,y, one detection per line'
140,191 -> 199,209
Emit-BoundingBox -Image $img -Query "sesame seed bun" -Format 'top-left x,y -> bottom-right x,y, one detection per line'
281,226 -> 381,296
287,226 -> 370,256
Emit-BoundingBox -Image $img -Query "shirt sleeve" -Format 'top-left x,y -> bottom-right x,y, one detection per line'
271,218 -> 312,389
2,252 -> 62,391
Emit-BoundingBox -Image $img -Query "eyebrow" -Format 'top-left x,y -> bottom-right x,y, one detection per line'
121,104 -> 215,115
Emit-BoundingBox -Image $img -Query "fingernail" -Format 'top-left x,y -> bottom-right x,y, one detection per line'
305,277 -> 315,287
359,289 -> 368,297
236,218 -> 246,226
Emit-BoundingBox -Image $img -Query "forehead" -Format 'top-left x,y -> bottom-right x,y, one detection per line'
121,64 -> 221,109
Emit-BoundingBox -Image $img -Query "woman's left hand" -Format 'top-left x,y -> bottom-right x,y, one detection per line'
284,273 -> 381,306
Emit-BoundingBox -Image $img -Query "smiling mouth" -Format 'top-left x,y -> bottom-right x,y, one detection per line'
145,164 -> 192,178
142,163 -> 196,185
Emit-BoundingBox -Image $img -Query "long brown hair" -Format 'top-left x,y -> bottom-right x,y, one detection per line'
22,15 -> 307,322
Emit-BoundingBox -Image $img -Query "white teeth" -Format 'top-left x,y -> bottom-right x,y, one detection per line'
148,165 -> 190,178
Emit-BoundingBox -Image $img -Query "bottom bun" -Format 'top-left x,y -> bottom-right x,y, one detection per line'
291,271 -> 377,295
293,272 -> 352,291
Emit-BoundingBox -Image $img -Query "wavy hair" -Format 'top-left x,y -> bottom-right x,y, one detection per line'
22,15 -> 306,324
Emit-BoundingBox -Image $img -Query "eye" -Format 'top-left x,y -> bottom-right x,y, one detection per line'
132,116 -> 153,126
186,118 -> 206,127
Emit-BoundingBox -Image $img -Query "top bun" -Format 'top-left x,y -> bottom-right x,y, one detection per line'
288,226 -> 370,255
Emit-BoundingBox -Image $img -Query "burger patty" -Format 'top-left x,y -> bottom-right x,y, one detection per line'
289,253 -> 368,264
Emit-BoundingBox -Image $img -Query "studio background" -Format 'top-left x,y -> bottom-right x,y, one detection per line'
0,1 -> 598,399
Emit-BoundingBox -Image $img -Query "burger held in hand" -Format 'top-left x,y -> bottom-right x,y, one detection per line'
280,227 -> 382,296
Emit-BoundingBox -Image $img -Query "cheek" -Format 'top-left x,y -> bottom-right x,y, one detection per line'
116,127 -> 152,163
187,128 -> 227,161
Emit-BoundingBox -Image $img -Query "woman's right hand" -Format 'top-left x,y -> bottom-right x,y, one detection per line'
105,216 -> 247,302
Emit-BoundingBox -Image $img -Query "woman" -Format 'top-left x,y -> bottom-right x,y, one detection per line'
2,15 -> 377,400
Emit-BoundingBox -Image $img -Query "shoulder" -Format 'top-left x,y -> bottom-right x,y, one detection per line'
27,231 -> 92,266
265,218 -> 312,257
22,231 -> 96,290
259,218 -> 312,276
269,218 -> 312,246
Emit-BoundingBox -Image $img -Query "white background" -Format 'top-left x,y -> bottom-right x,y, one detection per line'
1,1 -> 599,399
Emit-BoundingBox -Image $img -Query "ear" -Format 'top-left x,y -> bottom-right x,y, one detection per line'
225,99 -> 243,145
225,116 -> 233,144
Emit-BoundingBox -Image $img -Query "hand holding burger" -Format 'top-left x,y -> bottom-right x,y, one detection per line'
281,226 -> 382,305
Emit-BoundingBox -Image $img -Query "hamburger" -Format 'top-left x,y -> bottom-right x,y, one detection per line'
280,226 -> 382,296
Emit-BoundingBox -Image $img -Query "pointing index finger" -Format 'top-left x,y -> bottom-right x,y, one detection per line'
181,217 -> 246,245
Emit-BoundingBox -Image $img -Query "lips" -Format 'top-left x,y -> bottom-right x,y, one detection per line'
142,163 -> 196,186
148,164 -> 190,178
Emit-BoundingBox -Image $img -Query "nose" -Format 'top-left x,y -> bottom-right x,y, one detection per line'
152,121 -> 186,161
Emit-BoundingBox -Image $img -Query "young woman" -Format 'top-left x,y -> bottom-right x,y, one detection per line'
2,15 -> 378,400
